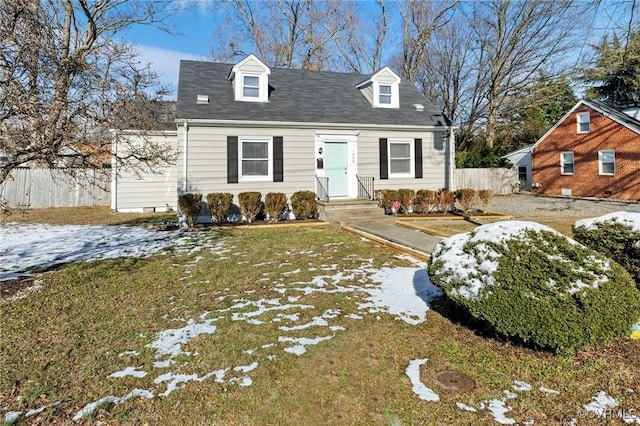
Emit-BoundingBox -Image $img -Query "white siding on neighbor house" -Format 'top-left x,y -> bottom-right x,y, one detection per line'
112,132 -> 178,212
178,124 -> 452,203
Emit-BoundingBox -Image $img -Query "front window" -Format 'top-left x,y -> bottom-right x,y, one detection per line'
379,85 -> 392,105
561,151 -> 574,175
599,150 -> 615,175
241,138 -> 271,180
577,112 -> 590,133
243,75 -> 260,98
389,139 -> 413,176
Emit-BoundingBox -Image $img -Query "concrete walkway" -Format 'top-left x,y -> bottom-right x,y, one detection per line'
342,218 -> 443,260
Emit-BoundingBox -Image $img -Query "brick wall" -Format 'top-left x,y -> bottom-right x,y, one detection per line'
532,104 -> 640,200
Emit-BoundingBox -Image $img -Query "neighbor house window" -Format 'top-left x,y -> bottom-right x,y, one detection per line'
379,85 -> 392,105
243,75 -> 260,98
599,150 -> 615,175
241,138 -> 271,181
389,139 -> 413,177
561,151 -> 574,175
577,112 -> 590,133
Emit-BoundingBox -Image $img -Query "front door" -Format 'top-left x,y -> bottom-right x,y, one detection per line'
324,141 -> 348,197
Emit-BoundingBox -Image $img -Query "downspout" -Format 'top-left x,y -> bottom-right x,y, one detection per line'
448,126 -> 456,192
182,121 -> 189,193
110,130 -> 117,211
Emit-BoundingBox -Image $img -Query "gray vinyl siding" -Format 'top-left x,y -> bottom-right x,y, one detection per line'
357,130 -> 449,191
376,70 -> 399,83
113,132 -> 178,212
178,124 -> 451,206
360,84 -> 374,104
178,125 -> 316,201
236,60 -> 267,74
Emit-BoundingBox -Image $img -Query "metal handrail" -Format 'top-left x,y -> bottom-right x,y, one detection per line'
356,175 -> 374,200
315,175 -> 329,201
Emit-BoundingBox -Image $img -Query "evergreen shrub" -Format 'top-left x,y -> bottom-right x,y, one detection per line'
238,191 -> 263,223
206,192 -> 233,225
455,188 -> 477,213
398,189 -> 416,213
265,192 -> 288,222
429,221 -> 640,352
178,193 -> 203,227
415,189 -> 438,214
573,212 -> 640,287
291,191 -> 318,219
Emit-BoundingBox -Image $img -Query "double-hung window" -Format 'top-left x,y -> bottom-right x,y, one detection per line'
389,139 -> 413,177
243,75 -> 260,98
561,151 -> 574,175
241,138 -> 271,181
599,150 -> 615,175
577,112 -> 590,133
379,85 -> 392,105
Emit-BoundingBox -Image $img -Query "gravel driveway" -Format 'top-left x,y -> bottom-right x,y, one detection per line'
488,193 -> 640,219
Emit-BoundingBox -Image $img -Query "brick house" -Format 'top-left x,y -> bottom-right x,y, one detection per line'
530,99 -> 640,200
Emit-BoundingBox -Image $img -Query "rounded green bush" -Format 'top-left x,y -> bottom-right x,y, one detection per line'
429,220 -> 640,353
573,212 -> 640,287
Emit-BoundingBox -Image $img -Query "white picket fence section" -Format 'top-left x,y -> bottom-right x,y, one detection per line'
455,167 -> 518,195
0,168 -> 110,209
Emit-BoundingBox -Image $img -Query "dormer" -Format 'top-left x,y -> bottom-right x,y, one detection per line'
228,54 -> 271,103
356,66 -> 401,109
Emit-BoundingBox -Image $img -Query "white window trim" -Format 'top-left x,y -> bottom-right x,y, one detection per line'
374,82 -> 399,109
236,72 -> 269,103
560,151 -> 574,175
388,138 -> 414,178
598,150 -> 615,175
577,112 -> 590,134
239,137 -> 272,182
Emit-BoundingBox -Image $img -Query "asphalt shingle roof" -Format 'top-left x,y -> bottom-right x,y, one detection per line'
177,60 -> 451,127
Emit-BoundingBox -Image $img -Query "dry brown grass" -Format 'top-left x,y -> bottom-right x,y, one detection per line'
1,205 -> 174,226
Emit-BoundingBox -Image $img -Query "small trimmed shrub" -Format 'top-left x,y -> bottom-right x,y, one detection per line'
206,192 -> 233,225
291,191 -> 318,219
379,189 -> 401,214
238,191 -> 263,223
398,189 -> 416,214
478,190 -> 493,212
178,193 -> 203,227
265,192 -> 288,222
455,188 -> 477,213
429,221 -> 640,352
415,189 -> 438,214
573,212 -> 640,287
437,189 -> 455,213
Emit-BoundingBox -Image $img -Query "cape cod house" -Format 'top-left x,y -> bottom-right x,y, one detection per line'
112,54 -> 455,214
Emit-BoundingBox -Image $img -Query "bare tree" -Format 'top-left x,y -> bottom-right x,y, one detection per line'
468,0 -> 586,147
0,0 -> 178,186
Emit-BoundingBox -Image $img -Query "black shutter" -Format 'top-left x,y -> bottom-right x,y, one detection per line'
414,138 -> 423,179
227,136 -> 238,184
379,138 -> 388,180
273,136 -> 283,182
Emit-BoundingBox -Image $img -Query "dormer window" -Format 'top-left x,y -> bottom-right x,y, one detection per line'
356,66 -> 401,109
243,75 -> 260,98
379,85 -> 392,105
229,54 -> 271,103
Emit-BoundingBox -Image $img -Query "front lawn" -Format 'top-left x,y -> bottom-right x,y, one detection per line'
1,224 -> 639,425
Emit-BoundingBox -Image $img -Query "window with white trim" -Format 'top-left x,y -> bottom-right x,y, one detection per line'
577,112 -> 590,133
240,138 -> 272,181
243,75 -> 260,98
389,139 -> 414,177
379,84 -> 392,105
561,151 -> 574,175
599,150 -> 615,175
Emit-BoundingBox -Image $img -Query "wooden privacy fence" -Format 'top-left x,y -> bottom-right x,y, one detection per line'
0,168 -> 110,209
455,167 -> 518,195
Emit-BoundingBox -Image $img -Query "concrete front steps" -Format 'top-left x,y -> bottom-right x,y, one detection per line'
317,199 -> 389,226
